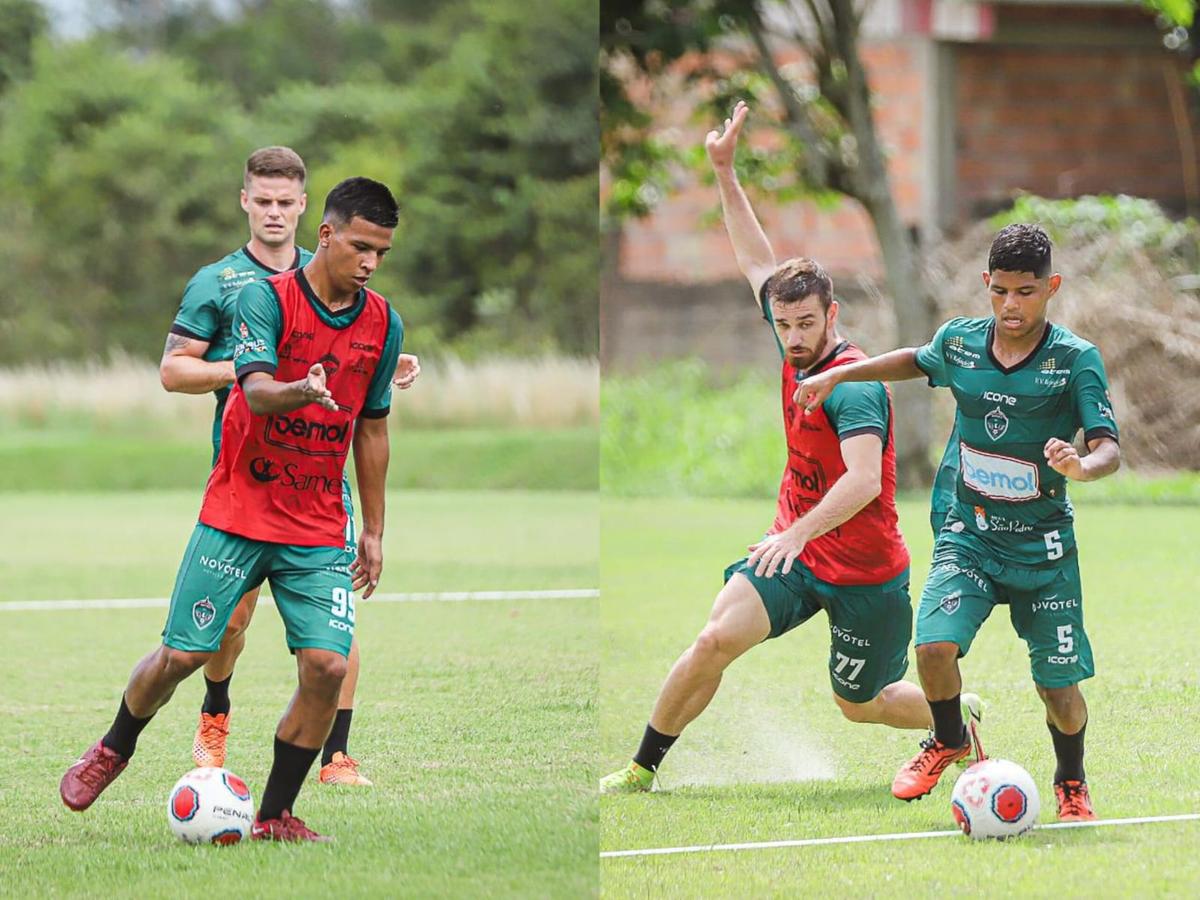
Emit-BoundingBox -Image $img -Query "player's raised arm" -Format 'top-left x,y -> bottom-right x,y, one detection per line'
793,348 -> 926,413
707,100 -> 776,302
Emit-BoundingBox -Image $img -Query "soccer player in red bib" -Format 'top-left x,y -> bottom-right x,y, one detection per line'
61,177 -> 404,842
600,102 -> 982,793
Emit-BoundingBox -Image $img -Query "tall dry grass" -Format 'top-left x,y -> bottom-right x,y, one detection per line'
0,355 -> 598,430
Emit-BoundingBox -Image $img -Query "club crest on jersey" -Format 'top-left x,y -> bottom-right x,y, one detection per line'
192,597 -> 216,630
940,593 -> 962,615
984,407 -> 1009,441
239,322 -> 249,339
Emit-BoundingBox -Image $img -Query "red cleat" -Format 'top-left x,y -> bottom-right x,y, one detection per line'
892,735 -> 972,801
1054,779 -> 1096,821
60,740 -> 128,811
250,810 -> 333,843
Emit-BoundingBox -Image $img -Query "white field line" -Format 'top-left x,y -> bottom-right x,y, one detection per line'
0,588 -> 598,613
600,813 -> 1200,859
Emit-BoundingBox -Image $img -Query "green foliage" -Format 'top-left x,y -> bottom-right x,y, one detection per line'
991,194 -> 1200,271
604,359 -> 1200,503
0,0 -> 597,361
0,38 -> 257,361
0,422 -> 599,491
602,360 -> 784,497
0,0 -> 44,93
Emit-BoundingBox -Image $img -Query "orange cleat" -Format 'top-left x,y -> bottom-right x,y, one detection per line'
319,752 -> 373,786
1054,779 -> 1096,821
892,735 -> 972,801
60,740 -> 128,811
251,810 -> 333,843
192,712 -> 230,768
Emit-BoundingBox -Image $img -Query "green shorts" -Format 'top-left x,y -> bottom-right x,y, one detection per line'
163,523 -> 356,657
916,540 -> 1093,688
724,558 -> 912,702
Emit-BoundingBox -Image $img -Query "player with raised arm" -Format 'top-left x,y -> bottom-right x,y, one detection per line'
796,224 -> 1120,820
61,177 -> 406,841
600,101 -> 981,794
161,147 -> 418,785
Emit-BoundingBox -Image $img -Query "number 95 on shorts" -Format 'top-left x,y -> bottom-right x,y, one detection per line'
163,523 -> 356,657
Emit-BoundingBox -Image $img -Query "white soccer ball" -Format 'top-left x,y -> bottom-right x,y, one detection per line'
166,767 -> 255,845
951,758 -> 1040,840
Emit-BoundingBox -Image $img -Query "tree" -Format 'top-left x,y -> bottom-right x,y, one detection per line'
602,0 -> 935,486
0,0 -> 45,95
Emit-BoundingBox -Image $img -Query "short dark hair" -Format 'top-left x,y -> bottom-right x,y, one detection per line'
989,224 -> 1052,278
322,177 -> 399,229
761,257 -> 833,311
244,146 -> 306,188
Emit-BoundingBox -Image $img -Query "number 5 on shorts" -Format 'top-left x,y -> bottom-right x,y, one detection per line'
1057,624 -> 1073,654
331,587 -> 356,624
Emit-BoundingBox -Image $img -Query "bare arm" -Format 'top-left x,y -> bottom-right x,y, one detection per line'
1044,435 -> 1120,482
794,348 -> 926,412
159,332 -> 235,394
240,365 -> 338,416
746,433 -> 883,578
351,415 -> 390,598
706,101 -> 776,301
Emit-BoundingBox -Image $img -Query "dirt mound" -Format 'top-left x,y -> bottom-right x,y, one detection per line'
925,221 -> 1200,471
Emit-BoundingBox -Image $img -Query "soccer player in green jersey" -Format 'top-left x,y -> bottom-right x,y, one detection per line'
160,147 -> 419,785
797,224 -> 1120,820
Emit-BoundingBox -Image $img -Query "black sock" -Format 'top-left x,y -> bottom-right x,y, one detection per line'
202,674 -> 232,717
632,723 -> 678,774
929,696 -> 966,748
321,708 -> 354,765
100,695 -> 154,760
1048,719 -> 1087,783
258,737 -> 321,822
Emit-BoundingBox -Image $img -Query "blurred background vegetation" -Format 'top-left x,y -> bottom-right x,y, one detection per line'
0,0 -> 598,491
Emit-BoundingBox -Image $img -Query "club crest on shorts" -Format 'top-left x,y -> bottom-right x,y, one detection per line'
984,407 -> 1009,441
940,592 -> 962,615
192,596 -> 216,629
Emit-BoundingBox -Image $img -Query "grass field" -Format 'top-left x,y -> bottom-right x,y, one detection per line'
599,496 -> 1200,897
0,489 -> 598,898
0,425 -> 598,493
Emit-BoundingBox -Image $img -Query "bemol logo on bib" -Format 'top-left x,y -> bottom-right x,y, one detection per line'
960,443 -> 1039,501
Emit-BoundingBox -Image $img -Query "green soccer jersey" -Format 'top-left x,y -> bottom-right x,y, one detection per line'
914,317 -> 1119,567
170,246 -> 314,456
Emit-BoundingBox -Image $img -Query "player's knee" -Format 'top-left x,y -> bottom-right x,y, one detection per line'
159,647 -> 210,681
915,641 -> 958,671
690,627 -> 728,665
300,652 -> 348,692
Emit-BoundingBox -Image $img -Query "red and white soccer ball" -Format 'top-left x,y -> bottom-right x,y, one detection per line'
951,758 -> 1040,840
167,767 -> 255,845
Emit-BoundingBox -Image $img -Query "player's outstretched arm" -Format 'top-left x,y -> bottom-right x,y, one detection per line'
707,100 -> 776,302
746,433 -> 883,578
159,333 -> 235,394
351,416 -> 389,599
240,365 -> 338,416
794,348 -> 925,412
1044,435 -> 1120,482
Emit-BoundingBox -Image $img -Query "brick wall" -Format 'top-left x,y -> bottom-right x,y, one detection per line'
954,42 -> 1200,219
618,38 -> 928,286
